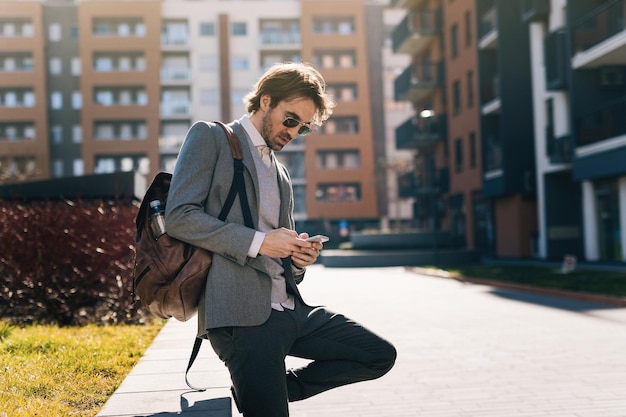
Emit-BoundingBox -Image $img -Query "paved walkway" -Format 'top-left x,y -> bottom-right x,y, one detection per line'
98,265 -> 626,417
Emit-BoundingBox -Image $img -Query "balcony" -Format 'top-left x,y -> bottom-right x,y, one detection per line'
392,7 -> 442,55
395,113 -> 447,150
160,101 -> 191,118
394,60 -> 444,103
520,0 -> 550,24
415,167 -> 449,195
546,129 -> 573,164
259,30 -> 301,47
572,0 -> 626,68
544,29 -> 568,90
575,96 -> 626,147
478,7 -> 498,50
160,67 -> 191,84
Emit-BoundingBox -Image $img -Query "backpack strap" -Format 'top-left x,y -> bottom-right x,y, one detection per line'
185,121 -> 253,391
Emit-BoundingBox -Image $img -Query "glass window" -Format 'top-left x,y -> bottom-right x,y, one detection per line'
23,91 -> 35,107
231,56 -> 249,71
49,57 -> 62,75
52,160 -> 63,178
73,125 -> 82,143
200,22 -> 215,36
135,23 -> 146,36
51,125 -> 63,144
49,23 -> 61,41
232,22 -> 247,36
95,158 -> 115,174
72,91 -> 82,109
51,91 -> 63,109
451,24 -> 458,58
73,159 -> 84,176
71,57 -> 81,75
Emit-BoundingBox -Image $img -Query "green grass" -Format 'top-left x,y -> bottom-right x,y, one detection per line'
433,264 -> 626,297
0,321 -> 165,417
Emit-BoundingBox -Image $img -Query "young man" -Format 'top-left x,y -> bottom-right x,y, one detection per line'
165,62 -> 396,417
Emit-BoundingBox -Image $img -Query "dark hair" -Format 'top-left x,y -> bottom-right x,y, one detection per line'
244,62 -> 335,126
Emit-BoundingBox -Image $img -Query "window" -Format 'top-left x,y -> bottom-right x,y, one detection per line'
232,89 -> 247,105
51,91 -> 63,109
71,57 -> 81,75
73,159 -> 84,176
322,116 -> 359,134
134,23 -> 146,36
316,183 -> 361,202
95,57 -> 113,71
51,125 -> 63,144
72,91 -> 82,109
200,22 -> 215,36
451,24 -> 458,58
465,11 -> 472,46
49,57 -> 62,75
96,91 -> 113,106
52,160 -> 63,178
453,80 -> 461,115
95,158 -> 115,174
455,138 -> 463,172
71,26 -> 79,40
317,150 -> 360,169
469,132 -> 477,168
49,23 -> 62,41
72,125 -> 82,143
467,71 -> 474,107
23,91 -> 35,107
232,22 -> 247,36
231,56 -> 249,71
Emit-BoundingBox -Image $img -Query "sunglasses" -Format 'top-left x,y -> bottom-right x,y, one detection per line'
282,117 -> 313,136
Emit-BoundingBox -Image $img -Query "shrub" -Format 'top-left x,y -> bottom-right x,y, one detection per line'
0,199 -> 149,326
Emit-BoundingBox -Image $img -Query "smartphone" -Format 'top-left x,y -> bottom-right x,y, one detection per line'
305,234 -> 330,243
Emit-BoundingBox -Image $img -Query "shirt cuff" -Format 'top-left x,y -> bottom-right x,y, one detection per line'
248,231 -> 265,258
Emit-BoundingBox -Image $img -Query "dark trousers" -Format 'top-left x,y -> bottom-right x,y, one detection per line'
206,299 -> 397,417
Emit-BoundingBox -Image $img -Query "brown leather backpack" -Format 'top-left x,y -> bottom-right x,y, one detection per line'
132,121 -> 253,322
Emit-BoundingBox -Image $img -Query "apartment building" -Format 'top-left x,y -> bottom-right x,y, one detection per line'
0,1 -> 49,182
0,0 -> 386,236
444,0 -> 482,250
526,0 -> 626,262
391,0 -> 450,239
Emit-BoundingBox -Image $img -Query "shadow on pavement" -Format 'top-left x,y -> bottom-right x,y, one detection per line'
488,288 -> 618,312
135,395 -> 231,417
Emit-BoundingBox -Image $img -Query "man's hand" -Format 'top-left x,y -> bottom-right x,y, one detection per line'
258,229 -> 323,268
291,233 -> 323,268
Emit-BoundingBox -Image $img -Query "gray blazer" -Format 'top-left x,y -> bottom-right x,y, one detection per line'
165,120 -> 305,335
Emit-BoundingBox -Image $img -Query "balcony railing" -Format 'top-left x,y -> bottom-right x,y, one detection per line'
572,0 -> 625,54
575,96 -> 626,147
544,29 -> 568,90
520,0 -> 550,23
392,7 -> 441,55
484,134 -> 503,172
395,113 -> 447,150
394,60 -> 444,103
546,127 -> 573,164
161,67 -> 191,82
260,31 -> 301,45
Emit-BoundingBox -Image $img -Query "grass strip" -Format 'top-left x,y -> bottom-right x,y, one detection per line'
0,321 -> 164,417
438,264 -> 626,297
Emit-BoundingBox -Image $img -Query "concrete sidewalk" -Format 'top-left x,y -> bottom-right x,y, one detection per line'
96,317 -> 232,417
98,265 -> 626,417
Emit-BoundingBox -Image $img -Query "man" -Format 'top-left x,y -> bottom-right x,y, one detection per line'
165,62 -> 396,417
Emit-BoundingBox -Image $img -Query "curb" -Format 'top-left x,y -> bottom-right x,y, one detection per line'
407,267 -> 626,307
